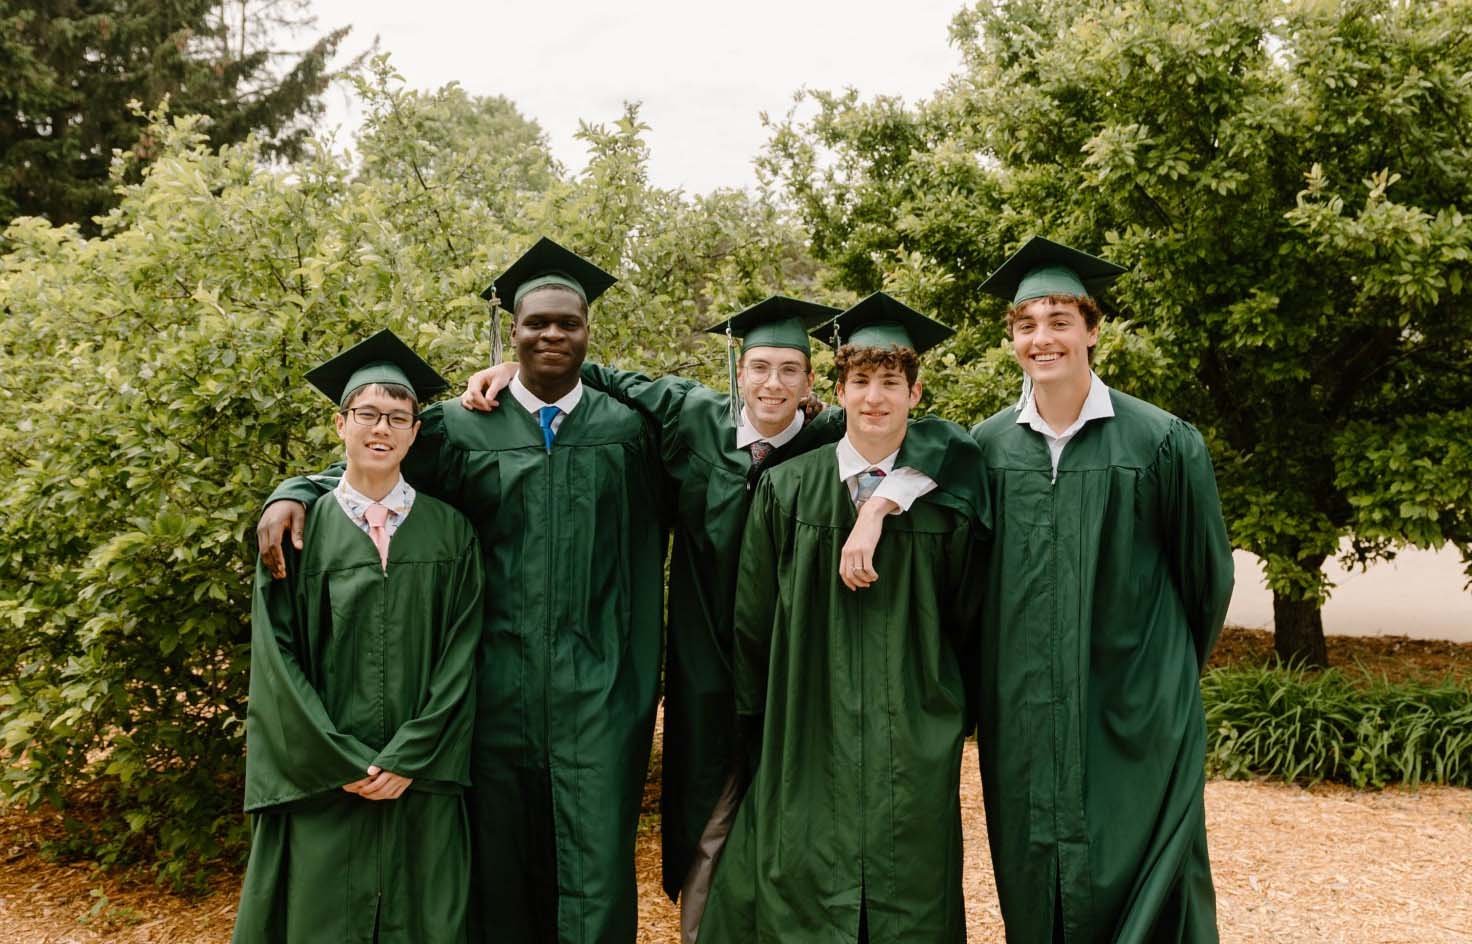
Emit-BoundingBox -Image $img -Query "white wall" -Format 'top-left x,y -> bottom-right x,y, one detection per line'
1227,546 -> 1472,643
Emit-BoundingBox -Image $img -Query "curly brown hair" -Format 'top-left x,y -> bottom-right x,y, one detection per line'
834,344 -> 921,386
1005,294 -> 1104,364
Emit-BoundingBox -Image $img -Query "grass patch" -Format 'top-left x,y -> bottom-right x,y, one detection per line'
1203,664 -> 1472,788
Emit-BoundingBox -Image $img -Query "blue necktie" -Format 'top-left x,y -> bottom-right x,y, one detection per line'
538,405 -> 560,453
854,468 -> 886,505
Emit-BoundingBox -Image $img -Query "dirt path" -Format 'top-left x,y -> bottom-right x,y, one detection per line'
4,744 -> 1470,942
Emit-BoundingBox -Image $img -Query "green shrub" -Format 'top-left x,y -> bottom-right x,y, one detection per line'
0,61 -> 826,886
1203,665 -> 1472,789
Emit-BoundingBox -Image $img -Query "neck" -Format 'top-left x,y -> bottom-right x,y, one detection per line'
1032,370 -> 1092,432
748,410 -> 794,440
519,369 -> 578,405
344,465 -> 399,503
847,428 -> 905,466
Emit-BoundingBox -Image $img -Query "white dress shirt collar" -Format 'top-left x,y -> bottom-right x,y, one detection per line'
333,474 -> 415,537
835,435 -> 900,481
510,371 -> 582,429
1017,372 -> 1114,480
1016,371 -> 1114,438
735,405 -> 805,451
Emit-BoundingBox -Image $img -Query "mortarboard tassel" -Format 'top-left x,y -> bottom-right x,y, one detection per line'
726,324 -> 742,428
487,292 -> 505,366
1015,372 -> 1033,413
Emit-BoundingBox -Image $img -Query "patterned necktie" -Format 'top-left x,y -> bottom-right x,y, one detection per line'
748,440 -> 774,467
854,468 -> 887,506
538,405 -> 560,453
364,502 -> 391,572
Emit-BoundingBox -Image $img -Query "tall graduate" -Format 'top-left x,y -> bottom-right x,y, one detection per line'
254,239 -> 668,944
698,294 -> 988,944
233,331 -> 484,944
970,237 -> 1235,943
459,296 -> 970,942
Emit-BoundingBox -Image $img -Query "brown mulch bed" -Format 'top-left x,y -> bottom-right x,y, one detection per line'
1208,626 -> 1472,684
4,628 -> 1470,942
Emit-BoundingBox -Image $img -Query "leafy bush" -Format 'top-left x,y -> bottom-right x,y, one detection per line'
1203,665 -> 1472,789
0,59 -> 825,886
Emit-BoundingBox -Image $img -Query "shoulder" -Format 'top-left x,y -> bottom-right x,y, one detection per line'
676,381 -> 731,427
420,398 -> 527,451
1106,388 -> 1179,436
970,405 -> 1023,448
573,387 -> 658,441
758,446 -> 832,503
770,445 -> 834,480
409,492 -> 477,542
1102,389 -> 1205,465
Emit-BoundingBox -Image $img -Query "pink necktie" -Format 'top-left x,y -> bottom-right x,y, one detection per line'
364,503 -> 391,572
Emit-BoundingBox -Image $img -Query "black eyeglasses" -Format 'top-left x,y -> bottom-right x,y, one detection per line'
341,407 -> 418,430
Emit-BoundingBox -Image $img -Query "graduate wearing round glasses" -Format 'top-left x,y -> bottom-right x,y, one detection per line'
234,331 -> 484,943
459,295 -> 970,942
254,239 -> 668,944
698,295 -> 988,944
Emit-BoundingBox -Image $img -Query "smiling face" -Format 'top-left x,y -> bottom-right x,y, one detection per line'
334,384 -> 420,479
737,345 -> 813,433
1008,296 -> 1099,389
835,355 -> 922,447
512,286 -> 589,395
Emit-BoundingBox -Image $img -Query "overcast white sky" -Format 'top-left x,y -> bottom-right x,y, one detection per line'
308,0 -> 967,194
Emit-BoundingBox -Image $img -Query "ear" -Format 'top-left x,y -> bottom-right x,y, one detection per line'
1086,322 -> 1100,346
334,411 -> 347,442
908,378 -> 924,408
835,380 -> 846,401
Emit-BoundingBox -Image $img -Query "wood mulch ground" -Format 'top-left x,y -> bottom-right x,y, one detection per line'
1207,626 -> 1472,684
3,629 -> 1470,943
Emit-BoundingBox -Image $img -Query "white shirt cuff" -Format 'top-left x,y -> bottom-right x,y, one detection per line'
870,466 -> 937,513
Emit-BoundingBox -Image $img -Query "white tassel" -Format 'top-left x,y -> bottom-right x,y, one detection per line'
1015,372 -> 1033,413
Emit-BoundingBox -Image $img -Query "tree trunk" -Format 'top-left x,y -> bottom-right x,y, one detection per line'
1272,592 -> 1329,668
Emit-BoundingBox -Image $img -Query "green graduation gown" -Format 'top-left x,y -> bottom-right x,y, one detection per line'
697,444 -> 985,944
266,393 -> 667,944
579,364 -> 982,902
233,492 -> 484,944
969,389 -> 1234,944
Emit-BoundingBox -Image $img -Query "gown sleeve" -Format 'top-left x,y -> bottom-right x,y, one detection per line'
580,362 -> 698,454
730,474 -> 786,777
896,416 -> 992,533
946,516 -> 990,736
1158,420 -> 1235,669
243,552 -> 379,811
263,464 -> 342,507
371,529 -> 486,783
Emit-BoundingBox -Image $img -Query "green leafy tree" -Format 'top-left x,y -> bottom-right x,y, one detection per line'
0,0 -> 351,234
0,61 -> 823,881
760,0 -> 1472,666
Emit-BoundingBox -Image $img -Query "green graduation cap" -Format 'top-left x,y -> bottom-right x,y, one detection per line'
702,295 -> 840,355
703,295 -> 839,428
481,236 -> 617,311
813,292 -> 954,354
978,235 -> 1128,306
305,328 -> 450,407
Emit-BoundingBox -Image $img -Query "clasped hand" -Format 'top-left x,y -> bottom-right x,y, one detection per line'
343,765 -> 413,801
